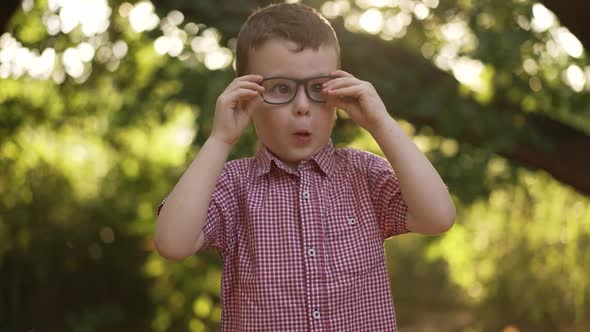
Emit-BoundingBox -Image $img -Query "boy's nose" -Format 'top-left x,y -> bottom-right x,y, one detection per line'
293,85 -> 310,116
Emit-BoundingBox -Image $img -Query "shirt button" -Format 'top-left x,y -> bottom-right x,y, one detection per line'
313,310 -> 320,319
308,248 -> 315,257
303,191 -> 310,200
348,217 -> 356,225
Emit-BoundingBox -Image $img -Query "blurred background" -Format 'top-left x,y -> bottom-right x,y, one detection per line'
1,0 -> 589,331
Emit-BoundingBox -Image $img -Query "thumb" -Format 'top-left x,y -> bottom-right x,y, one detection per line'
238,97 -> 257,119
334,98 -> 357,114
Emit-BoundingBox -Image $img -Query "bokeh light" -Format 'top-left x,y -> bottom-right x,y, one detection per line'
129,1 -> 159,32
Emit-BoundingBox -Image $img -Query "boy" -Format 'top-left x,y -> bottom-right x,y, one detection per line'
154,3 -> 455,331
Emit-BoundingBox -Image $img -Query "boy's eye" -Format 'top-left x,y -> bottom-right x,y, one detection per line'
310,83 -> 323,93
273,84 -> 292,94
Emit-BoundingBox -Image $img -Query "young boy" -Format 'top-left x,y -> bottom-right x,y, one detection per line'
154,3 -> 455,331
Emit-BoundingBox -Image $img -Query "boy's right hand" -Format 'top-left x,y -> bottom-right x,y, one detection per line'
211,75 -> 264,146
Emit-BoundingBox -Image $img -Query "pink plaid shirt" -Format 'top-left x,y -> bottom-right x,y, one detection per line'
163,141 -> 409,331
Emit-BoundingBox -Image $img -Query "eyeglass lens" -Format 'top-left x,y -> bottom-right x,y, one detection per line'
260,77 -> 332,104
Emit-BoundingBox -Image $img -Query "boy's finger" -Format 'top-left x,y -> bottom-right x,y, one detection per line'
330,70 -> 354,77
332,100 -> 357,116
322,77 -> 359,90
224,88 -> 261,106
229,87 -> 261,99
325,85 -> 360,97
229,81 -> 265,93
235,74 -> 264,83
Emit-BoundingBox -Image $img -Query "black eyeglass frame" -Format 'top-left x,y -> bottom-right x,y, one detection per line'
259,75 -> 334,105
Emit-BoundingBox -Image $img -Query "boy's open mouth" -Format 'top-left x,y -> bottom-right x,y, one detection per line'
293,130 -> 312,144
294,130 -> 311,137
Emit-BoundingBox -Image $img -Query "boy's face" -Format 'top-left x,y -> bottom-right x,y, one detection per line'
247,39 -> 339,169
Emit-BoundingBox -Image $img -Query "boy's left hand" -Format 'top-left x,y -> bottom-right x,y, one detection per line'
322,70 -> 390,133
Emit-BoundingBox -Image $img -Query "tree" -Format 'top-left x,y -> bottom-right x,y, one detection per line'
2,0 -> 589,195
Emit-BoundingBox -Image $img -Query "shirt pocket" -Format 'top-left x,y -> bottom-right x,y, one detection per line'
324,202 -> 383,277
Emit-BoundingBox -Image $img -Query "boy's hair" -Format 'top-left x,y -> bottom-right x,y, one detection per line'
235,3 -> 341,76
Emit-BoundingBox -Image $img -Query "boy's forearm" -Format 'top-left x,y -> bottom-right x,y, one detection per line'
154,136 -> 233,259
369,117 -> 455,234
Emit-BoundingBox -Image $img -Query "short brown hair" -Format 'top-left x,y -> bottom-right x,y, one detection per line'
235,3 -> 340,76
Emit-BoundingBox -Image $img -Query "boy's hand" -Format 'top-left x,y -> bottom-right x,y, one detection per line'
211,75 -> 264,146
322,70 -> 391,133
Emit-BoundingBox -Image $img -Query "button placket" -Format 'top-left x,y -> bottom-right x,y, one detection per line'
299,173 -> 324,328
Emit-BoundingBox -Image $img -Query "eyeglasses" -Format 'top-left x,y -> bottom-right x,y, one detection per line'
259,76 -> 333,105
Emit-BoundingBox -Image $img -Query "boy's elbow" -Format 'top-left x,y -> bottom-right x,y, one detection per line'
154,240 -> 192,261
409,202 -> 455,235
153,234 -> 195,261
435,203 -> 456,233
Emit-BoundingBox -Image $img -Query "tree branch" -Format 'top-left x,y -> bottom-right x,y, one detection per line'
336,25 -> 590,196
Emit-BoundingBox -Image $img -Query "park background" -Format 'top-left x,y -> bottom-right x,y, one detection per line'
1,0 -> 589,331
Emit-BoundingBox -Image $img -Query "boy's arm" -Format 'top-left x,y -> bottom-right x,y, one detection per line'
323,70 -> 455,235
154,137 -> 232,260
369,119 -> 455,234
154,75 -> 264,260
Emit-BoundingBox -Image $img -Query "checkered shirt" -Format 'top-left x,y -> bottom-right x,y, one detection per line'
165,141 -> 409,331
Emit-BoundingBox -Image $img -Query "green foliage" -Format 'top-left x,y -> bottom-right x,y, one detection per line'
430,171 -> 590,330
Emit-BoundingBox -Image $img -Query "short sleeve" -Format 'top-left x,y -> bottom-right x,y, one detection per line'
156,165 -> 238,255
199,167 -> 238,254
366,153 -> 409,239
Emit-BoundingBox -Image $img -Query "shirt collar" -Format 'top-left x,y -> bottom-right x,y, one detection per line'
254,140 -> 336,177
254,144 -> 274,176
311,140 -> 336,176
